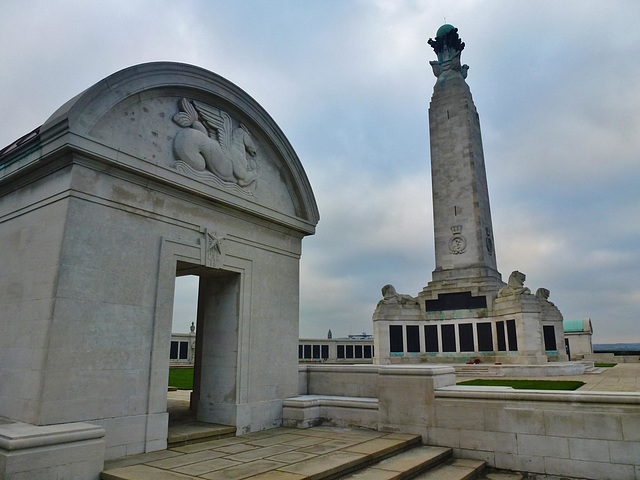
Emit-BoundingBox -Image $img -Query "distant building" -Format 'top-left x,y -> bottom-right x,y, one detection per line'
170,332 -> 196,365
298,335 -> 374,363
563,319 -> 593,360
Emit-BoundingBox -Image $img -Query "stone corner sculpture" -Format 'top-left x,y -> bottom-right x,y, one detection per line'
498,270 -> 532,297
377,284 -> 419,307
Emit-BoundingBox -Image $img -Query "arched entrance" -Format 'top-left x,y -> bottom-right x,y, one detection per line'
0,62 -> 319,462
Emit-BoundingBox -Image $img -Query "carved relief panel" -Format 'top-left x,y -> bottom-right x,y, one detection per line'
173,98 -> 260,197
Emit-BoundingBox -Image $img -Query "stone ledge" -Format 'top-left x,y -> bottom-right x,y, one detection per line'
436,386 -> 640,404
0,421 -> 105,451
300,364 -> 455,376
283,395 -> 379,410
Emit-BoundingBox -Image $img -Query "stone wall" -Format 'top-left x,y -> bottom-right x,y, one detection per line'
432,387 -> 640,480
288,364 -> 640,480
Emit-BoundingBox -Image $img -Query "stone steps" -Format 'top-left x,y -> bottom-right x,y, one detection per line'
338,445 -> 452,479
413,458 -> 486,479
338,446 -> 485,480
454,365 -> 504,377
101,426 -> 485,480
167,422 -> 236,448
583,366 -> 607,374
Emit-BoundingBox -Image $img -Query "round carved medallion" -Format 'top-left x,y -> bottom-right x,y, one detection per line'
449,235 -> 467,254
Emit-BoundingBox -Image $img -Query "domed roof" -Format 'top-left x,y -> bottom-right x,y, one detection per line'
436,24 -> 456,37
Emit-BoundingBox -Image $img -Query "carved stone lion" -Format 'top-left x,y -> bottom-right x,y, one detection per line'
535,288 -> 555,307
498,271 -> 532,297
377,284 -> 418,306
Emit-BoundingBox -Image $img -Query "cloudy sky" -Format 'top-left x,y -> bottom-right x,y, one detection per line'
2,1 -> 639,343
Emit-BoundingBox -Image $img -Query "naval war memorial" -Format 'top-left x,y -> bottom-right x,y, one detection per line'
0,25 -> 638,480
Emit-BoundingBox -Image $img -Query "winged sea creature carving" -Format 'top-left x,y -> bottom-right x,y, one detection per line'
172,98 -> 259,188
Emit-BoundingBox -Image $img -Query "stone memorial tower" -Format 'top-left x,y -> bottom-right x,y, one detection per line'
373,26 -> 568,366
422,24 -> 502,297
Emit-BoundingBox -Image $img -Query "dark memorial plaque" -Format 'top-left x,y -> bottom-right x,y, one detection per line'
506,320 -> 518,351
496,321 -> 506,351
170,341 -> 178,360
364,345 -> 372,358
346,345 -> 354,358
477,322 -> 493,352
304,345 -> 311,358
312,344 -> 320,359
355,345 -> 363,358
298,345 -> 303,359
406,325 -> 420,352
459,323 -> 474,352
543,325 -> 557,351
426,291 -> 487,311
337,345 -> 345,359
442,324 -> 456,352
425,325 -> 439,352
390,325 -> 404,353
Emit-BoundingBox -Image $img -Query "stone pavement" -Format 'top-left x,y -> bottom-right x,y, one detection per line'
574,363 -> 640,391
102,426 -> 433,479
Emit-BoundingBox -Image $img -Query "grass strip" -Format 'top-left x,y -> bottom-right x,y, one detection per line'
168,367 -> 194,390
594,362 -> 617,367
457,379 -> 584,390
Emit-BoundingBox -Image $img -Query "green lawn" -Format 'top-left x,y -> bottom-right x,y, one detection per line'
594,363 -> 617,368
168,367 -> 194,390
457,379 -> 584,390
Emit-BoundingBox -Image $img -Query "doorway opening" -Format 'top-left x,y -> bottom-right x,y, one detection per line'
168,261 -> 241,434
168,272 -> 198,426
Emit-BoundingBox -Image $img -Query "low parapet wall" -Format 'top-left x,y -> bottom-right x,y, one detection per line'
288,364 -> 640,480
432,387 -> 640,479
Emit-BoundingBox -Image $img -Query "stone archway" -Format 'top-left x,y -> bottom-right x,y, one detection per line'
0,62 -> 319,470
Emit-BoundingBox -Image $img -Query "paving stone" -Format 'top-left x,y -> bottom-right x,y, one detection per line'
102,464 -> 198,480
277,451 -> 367,478
170,436 -> 246,453
413,458 -> 485,480
246,433 -> 307,446
172,458 -> 242,476
283,435 -> 331,447
298,438 -> 363,455
242,471 -> 305,480
104,450 -> 183,470
266,451 -> 318,463
374,446 -> 451,473
224,444 -> 298,462
146,450 -> 226,469
212,443 -> 258,454
343,437 -> 412,458
200,459 -> 284,480
340,467 -> 400,480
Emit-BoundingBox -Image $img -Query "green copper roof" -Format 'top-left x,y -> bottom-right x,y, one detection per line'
436,24 -> 455,37
564,319 -> 587,333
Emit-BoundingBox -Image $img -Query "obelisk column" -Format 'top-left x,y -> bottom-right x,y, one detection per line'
426,25 -> 501,288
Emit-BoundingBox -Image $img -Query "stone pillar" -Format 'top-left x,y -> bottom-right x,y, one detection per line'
377,365 -> 456,441
195,271 -> 241,426
493,294 -> 548,365
426,25 -> 501,287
